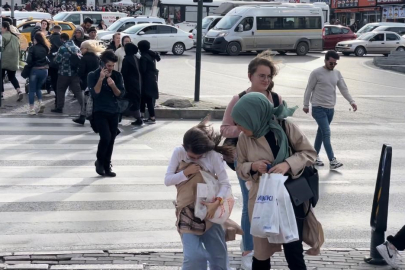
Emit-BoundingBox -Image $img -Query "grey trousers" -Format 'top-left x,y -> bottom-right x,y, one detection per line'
56,75 -> 84,115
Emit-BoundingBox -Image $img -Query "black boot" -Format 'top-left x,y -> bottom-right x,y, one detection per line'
73,115 -> 86,125
51,108 -> 63,113
252,257 -> 271,270
95,160 -> 105,176
104,163 -> 116,177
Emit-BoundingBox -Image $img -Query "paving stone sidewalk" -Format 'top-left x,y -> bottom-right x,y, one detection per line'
0,248 -> 403,270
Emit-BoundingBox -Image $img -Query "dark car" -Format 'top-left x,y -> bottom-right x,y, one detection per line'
323,25 -> 356,50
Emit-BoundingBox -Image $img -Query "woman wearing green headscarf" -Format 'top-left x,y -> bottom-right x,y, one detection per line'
233,92 -> 317,270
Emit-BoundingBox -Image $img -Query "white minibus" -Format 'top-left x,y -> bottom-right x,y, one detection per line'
53,11 -> 127,27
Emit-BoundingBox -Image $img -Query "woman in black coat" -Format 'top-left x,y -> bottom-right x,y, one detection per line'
138,40 -> 160,124
121,43 -> 143,126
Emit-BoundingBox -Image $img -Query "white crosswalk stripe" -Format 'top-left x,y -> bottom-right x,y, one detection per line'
0,117 -> 404,253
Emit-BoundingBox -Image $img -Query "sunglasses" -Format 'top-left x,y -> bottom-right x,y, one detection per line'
329,62 -> 338,66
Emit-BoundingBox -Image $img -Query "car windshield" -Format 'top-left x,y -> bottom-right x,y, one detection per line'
357,32 -> 375,40
357,25 -> 378,34
53,13 -> 67,21
214,15 -> 241,30
123,24 -> 146,34
202,17 -> 214,29
107,20 -> 123,31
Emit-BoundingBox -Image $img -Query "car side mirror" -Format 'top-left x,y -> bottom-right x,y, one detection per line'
138,31 -> 145,35
369,38 -> 375,42
237,24 -> 243,32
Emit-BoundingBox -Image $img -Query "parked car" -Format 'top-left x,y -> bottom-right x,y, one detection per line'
335,31 -> 405,57
192,15 -> 223,46
17,19 -> 76,42
323,25 -> 356,50
53,11 -> 127,27
356,22 -> 405,37
97,16 -> 165,39
100,23 -> 194,55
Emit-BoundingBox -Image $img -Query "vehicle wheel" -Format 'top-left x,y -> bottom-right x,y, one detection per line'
172,43 -> 185,55
226,42 -> 241,56
342,52 -> 351,56
211,51 -> 219,55
278,50 -> 287,55
160,52 -> 168,55
354,46 -> 366,57
396,46 -> 405,52
296,42 -> 309,56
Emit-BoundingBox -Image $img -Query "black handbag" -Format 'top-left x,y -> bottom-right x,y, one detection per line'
281,120 -> 319,218
21,65 -> 32,79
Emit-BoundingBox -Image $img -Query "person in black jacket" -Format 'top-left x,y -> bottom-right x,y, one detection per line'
121,43 -> 142,126
48,25 -> 63,102
72,26 -> 89,48
88,50 -> 125,177
73,40 -> 105,125
26,32 -> 51,115
138,40 -> 160,124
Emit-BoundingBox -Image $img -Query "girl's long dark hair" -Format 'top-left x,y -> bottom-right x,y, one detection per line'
34,32 -> 51,53
183,123 -> 234,160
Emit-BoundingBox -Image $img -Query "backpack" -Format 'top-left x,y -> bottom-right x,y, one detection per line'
64,44 -> 81,72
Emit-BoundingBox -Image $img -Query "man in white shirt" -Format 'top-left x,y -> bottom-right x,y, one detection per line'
303,51 -> 358,170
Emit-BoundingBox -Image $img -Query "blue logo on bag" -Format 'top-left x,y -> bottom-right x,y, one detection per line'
256,195 -> 273,202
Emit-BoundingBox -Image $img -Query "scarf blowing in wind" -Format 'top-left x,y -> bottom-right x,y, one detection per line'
231,92 -> 298,165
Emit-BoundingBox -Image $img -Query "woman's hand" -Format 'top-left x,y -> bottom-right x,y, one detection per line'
183,164 -> 201,177
203,200 -> 220,219
268,162 -> 291,175
252,160 -> 271,174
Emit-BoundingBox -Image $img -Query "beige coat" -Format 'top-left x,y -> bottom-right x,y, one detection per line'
236,120 -> 321,260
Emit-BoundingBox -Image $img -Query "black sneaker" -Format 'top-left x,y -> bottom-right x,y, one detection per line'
104,164 -> 116,177
72,115 -> 85,125
144,118 -> 156,124
131,119 -> 143,126
51,108 -> 63,113
95,160 -> 105,176
17,92 -> 24,102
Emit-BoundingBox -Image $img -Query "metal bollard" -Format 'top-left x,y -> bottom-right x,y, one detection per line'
364,144 -> 392,265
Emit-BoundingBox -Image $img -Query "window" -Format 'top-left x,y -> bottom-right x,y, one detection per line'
373,33 -> 384,41
324,27 -> 330,35
158,25 -> 176,34
330,27 -> 342,35
386,33 -> 399,41
257,16 -> 321,30
18,23 -> 36,33
153,22 -> 163,24
66,14 -> 80,25
59,23 -> 73,31
210,18 -> 221,30
386,27 -> 405,35
84,14 -> 102,25
142,26 -> 157,34
238,17 -> 253,31
342,28 -> 350,34
161,6 -> 183,24
118,22 -> 135,32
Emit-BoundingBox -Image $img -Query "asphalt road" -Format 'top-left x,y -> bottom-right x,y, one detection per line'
0,50 -> 404,252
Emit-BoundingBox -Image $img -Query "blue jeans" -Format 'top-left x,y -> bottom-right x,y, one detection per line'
312,106 -> 335,161
29,69 -> 48,105
238,176 -> 254,252
182,224 -> 228,270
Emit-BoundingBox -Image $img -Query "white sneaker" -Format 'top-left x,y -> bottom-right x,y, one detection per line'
330,158 -> 343,170
315,156 -> 324,166
377,241 -> 399,269
241,251 -> 253,270
27,108 -> 36,115
38,102 -> 45,114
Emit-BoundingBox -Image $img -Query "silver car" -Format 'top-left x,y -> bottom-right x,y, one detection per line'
335,31 -> 405,57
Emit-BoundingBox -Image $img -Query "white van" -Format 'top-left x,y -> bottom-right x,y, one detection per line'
97,16 -> 165,39
1,11 -> 52,21
192,15 -> 223,45
356,22 -> 405,37
53,11 -> 127,27
203,4 -> 324,56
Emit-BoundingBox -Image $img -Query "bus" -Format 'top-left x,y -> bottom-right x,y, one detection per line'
151,0 -> 226,32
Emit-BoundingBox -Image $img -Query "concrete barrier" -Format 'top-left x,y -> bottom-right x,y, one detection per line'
373,51 -> 405,73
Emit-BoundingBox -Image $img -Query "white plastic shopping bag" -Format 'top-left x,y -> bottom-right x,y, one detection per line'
209,189 -> 235,225
267,175 -> 299,244
195,183 -> 208,220
250,173 -> 286,238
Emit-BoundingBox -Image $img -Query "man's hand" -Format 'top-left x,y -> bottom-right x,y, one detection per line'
268,162 -> 291,175
203,200 -> 220,219
303,107 -> 309,114
183,164 -> 201,177
351,103 -> 357,112
99,68 -> 107,80
107,77 -> 115,87
252,160 -> 271,174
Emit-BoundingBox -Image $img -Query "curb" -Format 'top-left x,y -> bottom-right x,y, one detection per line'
154,108 -> 225,120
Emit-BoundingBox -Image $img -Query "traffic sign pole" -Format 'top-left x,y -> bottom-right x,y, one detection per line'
194,0 -> 203,102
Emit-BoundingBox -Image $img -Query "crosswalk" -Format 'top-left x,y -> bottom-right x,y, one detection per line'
0,117 -> 404,253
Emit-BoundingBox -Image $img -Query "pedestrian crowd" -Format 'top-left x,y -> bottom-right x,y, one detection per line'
2,0 -> 143,16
